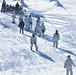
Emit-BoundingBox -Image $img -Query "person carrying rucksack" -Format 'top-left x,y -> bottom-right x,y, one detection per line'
18,19 -> 25,34
1,0 -> 6,12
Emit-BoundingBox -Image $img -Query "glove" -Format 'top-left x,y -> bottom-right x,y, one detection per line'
64,66 -> 65,68
31,42 -> 33,44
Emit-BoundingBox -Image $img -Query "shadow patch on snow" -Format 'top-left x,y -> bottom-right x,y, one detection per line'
58,48 -> 76,56
0,59 -> 23,72
44,34 -> 53,42
63,40 -> 76,48
0,21 -> 9,28
24,33 -> 31,38
24,29 -> 34,35
55,1 -> 65,9
30,12 -> 44,18
35,51 -> 55,62
50,0 -> 65,9
5,12 -> 12,17
21,0 -> 28,8
0,65 -> 2,71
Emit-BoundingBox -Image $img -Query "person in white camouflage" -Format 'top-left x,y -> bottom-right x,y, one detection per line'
30,34 -> 38,51
53,30 -> 60,48
64,55 -> 75,75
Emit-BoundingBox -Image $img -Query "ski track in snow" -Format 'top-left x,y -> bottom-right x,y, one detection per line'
0,0 -> 76,75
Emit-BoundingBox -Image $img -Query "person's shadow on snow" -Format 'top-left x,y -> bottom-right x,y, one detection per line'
58,48 -> 76,56
35,51 -> 55,62
0,21 -> 9,28
43,34 -> 53,42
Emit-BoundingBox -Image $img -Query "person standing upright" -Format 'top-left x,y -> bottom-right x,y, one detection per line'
19,12 -> 23,22
64,55 -> 75,75
12,10 -> 16,24
53,30 -> 60,48
40,22 -> 45,37
1,0 -> 6,12
15,2 -> 19,10
24,15 -> 29,31
18,19 -> 25,34
35,20 -> 41,37
30,34 -> 38,52
28,15 -> 32,29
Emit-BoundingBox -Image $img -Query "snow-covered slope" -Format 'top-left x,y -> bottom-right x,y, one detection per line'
0,0 -> 76,75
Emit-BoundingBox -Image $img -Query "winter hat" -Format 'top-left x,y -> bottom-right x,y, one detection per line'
56,30 -> 58,33
68,55 -> 70,58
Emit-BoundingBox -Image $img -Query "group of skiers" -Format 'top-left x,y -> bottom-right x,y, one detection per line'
0,1 -> 75,75
1,0 -> 22,13
35,17 -> 45,37
30,30 -> 60,51
30,30 -> 75,75
17,15 -> 46,51
24,15 -> 32,31
0,0 -> 45,52
12,12 -> 45,51
1,0 -> 60,51
17,14 -> 46,35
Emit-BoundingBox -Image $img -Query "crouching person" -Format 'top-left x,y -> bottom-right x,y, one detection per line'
30,34 -> 38,52
18,19 -> 25,34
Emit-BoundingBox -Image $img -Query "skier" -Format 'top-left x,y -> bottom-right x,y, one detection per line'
53,30 -> 60,48
40,22 -> 45,37
24,15 -> 29,31
37,17 -> 40,24
35,20 -> 41,37
12,10 -> 16,24
64,55 -> 75,75
15,2 -> 19,9
19,12 -> 23,22
30,34 -> 38,51
1,0 -> 6,12
28,15 -> 32,29
18,19 -> 25,34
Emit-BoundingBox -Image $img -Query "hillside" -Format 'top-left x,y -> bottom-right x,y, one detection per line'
0,0 -> 76,75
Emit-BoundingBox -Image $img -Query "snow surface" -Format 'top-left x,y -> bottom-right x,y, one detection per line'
0,0 -> 76,75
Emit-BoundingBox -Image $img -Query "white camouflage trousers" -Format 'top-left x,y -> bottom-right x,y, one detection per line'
66,69 -> 73,75
53,41 -> 58,47
30,43 -> 38,50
